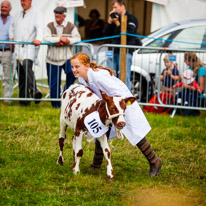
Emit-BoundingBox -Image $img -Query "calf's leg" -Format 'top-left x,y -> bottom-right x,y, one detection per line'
90,127 -> 111,170
57,120 -> 67,165
98,135 -> 114,179
72,134 -> 83,174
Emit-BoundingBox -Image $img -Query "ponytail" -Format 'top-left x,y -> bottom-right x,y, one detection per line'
90,62 -> 115,76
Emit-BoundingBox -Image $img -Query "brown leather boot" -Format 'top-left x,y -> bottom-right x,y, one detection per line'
90,140 -> 104,170
137,137 -> 162,176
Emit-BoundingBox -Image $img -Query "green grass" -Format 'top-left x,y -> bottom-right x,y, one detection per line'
0,101 -> 205,206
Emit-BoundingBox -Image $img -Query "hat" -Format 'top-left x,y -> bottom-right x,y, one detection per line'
54,6 -> 67,15
182,69 -> 195,85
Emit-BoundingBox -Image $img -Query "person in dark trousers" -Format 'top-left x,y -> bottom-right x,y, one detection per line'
103,0 -> 138,90
44,6 -> 81,108
9,0 -> 43,106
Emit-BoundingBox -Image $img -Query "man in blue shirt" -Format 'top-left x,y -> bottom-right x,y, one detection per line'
0,0 -> 13,104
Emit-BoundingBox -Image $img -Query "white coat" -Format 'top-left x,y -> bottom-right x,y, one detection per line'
9,7 -> 43,64
78,68 -> 151,146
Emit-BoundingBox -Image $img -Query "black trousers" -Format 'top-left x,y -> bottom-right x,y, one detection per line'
16,59 -> 37,104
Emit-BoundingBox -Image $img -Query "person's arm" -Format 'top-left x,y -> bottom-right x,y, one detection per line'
65,26 -> 81,44
160,69 -> 166,82
199,76 -> 205,93
173,82 -> 182,88
198,67 -> 206,93
103,11 -> 118,36
95,72 -> 128,97
184,82 -> 200,91
9,17 -> 14,40
170,67 -> 180,81
127,14 -> 138,35
9,17 -> 15,51
43,26 -> 60,43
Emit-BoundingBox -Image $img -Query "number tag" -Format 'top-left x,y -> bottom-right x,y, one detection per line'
84,111 -> 109,138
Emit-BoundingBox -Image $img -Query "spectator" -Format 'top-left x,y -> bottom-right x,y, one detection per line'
85,9 -> 104,39
178,52 -> 206,116
44,6 -> 81,108
71,52 -> 162,177
9,0 -> 43,106
103,0 -> 138,90
77,14 -> 85,28
173,69 -> 201,106
0,1 -> 13,105
184,52 -> 206,95
160,54 -> 180,93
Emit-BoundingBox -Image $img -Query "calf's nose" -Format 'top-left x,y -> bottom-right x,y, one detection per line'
117,121 -> 126,129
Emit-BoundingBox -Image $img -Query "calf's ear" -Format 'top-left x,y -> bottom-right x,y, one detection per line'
124,97 -> 136,105
100,90 -> 113,102
100,90 -> 108,99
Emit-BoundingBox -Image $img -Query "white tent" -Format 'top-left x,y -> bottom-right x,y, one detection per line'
150,0 -> 206,32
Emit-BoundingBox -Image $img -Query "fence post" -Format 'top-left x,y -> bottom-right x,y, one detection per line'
120,15 -> 127,84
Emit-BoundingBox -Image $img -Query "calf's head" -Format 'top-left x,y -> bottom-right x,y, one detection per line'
101,91 -> 136,129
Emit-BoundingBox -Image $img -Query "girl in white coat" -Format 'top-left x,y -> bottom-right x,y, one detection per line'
70,52 -> 162,176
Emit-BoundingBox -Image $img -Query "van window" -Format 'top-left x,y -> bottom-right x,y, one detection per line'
172,26 -> 206,49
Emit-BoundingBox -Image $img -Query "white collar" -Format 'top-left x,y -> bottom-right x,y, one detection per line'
22,7 -> 32,15
54,19 -> 67,28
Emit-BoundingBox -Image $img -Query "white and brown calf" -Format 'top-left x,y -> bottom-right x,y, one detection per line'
57,84 -> 136,180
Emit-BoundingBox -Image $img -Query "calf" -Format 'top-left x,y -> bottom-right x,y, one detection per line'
57,84 -> 136,179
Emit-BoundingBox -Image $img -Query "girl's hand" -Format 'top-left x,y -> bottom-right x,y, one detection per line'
168,69 -> 172,75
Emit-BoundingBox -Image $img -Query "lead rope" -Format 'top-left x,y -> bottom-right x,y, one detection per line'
96,100 -> 102,112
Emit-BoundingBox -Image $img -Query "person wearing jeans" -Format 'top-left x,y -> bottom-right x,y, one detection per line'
107,52 -> 132,90
44,6 -> 81,108
46,60 -> 75,108
103,0 -> 138,90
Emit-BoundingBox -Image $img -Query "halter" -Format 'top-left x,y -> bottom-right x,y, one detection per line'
105,102 -> 125,120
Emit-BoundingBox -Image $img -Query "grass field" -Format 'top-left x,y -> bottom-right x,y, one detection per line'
0,101 -> 205,206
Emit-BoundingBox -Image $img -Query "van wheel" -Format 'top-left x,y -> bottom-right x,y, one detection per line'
130,73 -> 147,102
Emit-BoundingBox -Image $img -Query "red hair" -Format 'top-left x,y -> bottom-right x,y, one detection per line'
71,52 -> 115,76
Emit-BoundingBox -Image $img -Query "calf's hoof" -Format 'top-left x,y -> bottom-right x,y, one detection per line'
107,176 -> 114,181
73,170 -> 80,175
57,156 -> 64,165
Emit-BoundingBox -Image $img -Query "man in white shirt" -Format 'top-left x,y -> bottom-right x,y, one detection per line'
44,6 -> 81,108
9,0 -> 43,106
